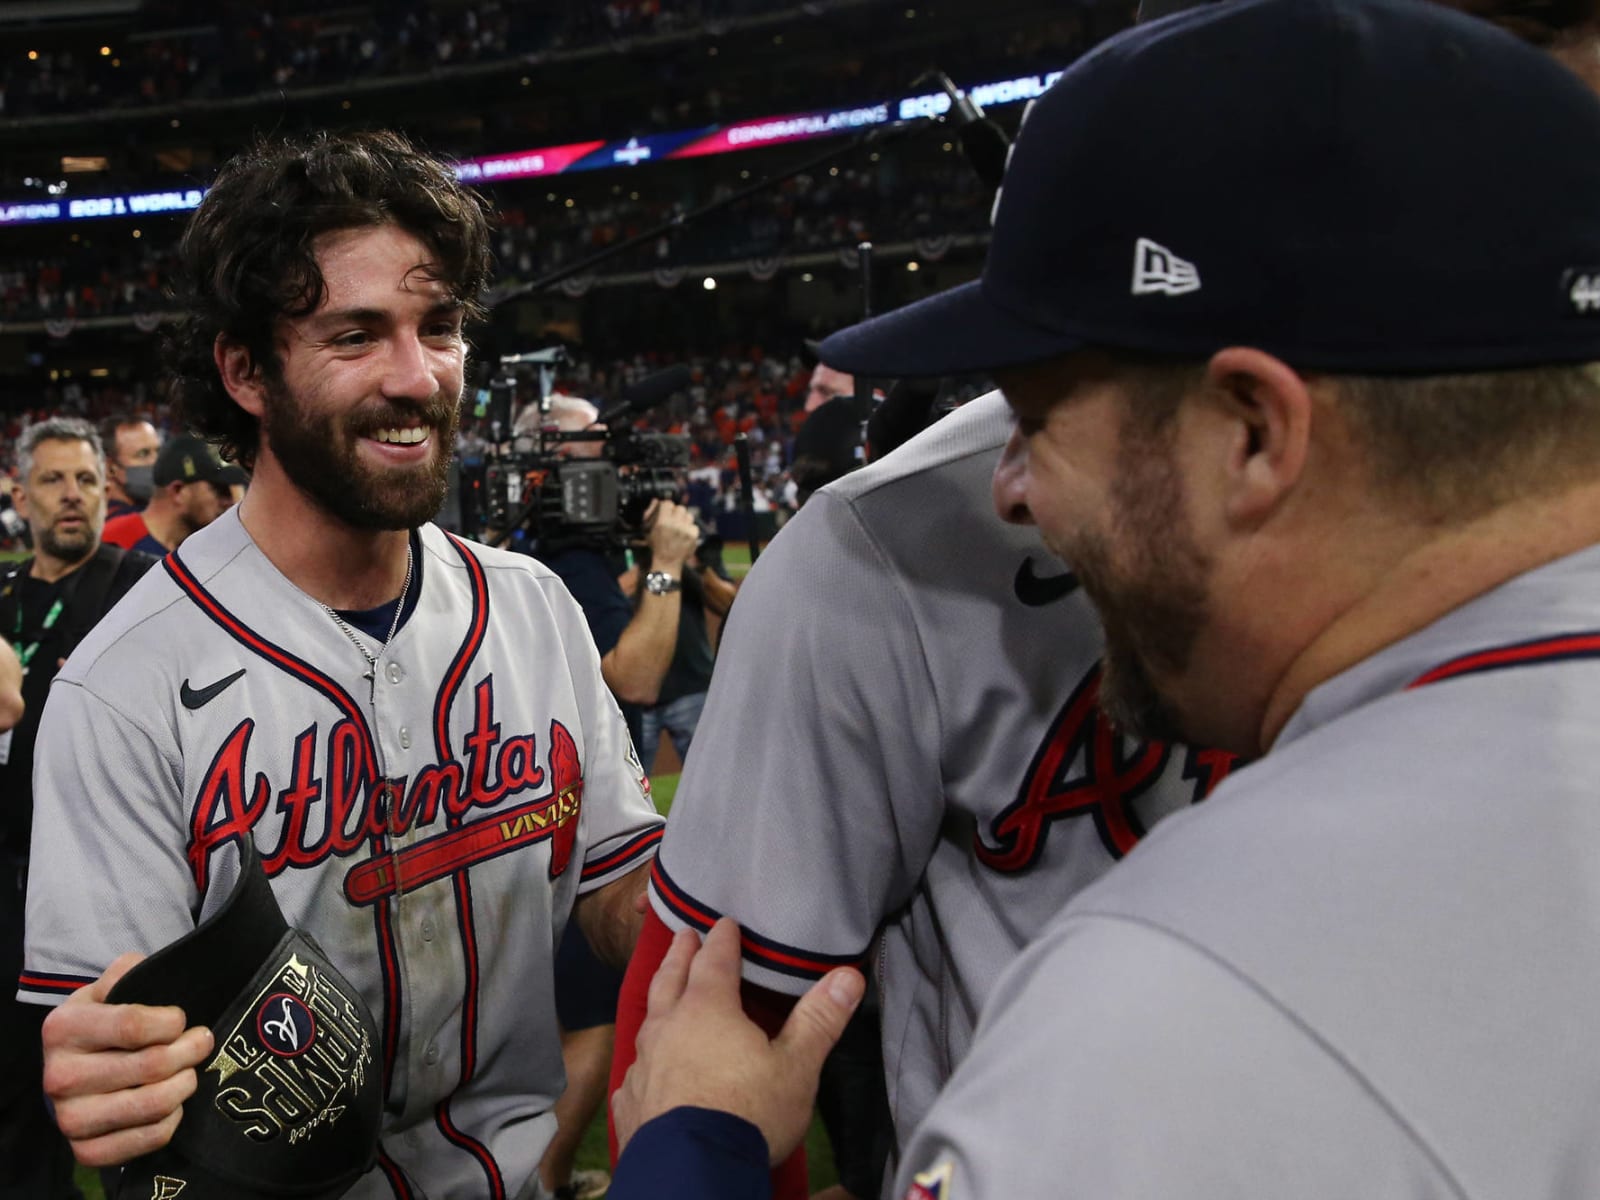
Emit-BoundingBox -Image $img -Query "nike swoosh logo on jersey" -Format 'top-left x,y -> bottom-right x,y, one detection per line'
180,668 -> 247,710
1013,557 -> 1080,606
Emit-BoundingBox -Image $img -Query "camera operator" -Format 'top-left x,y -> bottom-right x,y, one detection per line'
528,395 -> 702,720
519,393 -> 697,1200
621,529 -> 737,776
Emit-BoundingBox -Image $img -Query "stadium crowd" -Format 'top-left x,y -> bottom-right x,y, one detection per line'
0,0 -> 818,118
0,158 -> 986,325
0,343 -> 893,556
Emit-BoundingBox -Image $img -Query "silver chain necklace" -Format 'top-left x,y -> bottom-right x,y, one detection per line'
321,543 -> 413,682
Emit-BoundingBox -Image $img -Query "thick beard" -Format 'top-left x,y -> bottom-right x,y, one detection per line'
260,376 -> 460,531
38,523 -> 96,567
1064,421 -> 1211,745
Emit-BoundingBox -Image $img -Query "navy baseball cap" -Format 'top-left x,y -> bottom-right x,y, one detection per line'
821,0 -> 1600,377
106,838 -> 383,1199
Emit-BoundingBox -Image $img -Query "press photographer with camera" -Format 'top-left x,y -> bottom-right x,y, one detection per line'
512,392 -> 698,1200
529,394 -> 702,714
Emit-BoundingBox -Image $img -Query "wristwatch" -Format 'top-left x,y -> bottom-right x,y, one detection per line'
644,570 -> 682,596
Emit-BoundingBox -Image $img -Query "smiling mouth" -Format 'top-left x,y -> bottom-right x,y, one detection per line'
369,426 -> 430,446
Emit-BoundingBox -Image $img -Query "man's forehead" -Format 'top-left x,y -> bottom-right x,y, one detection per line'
309,224 -> 453,305
117,422 -> 158,445
995,351 -> 1122,411
32,439 -> 100,470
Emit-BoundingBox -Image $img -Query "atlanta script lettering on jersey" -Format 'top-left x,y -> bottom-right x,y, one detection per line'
187,673 -> 581,893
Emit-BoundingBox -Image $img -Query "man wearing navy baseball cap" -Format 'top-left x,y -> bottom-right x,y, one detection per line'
606,1 -> 1600,1196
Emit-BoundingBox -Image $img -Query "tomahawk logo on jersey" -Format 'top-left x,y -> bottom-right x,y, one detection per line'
977,665 -> 1236,872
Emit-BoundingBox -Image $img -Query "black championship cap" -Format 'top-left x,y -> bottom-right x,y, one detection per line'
154,434 -> 249,489
820,0 -> 1600,377
106,838 -> 383,1199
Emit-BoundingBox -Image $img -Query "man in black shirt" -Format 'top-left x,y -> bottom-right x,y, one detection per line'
0,417 -> 156,1198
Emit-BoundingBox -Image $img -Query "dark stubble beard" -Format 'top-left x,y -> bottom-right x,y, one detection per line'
1066,416 -> 1212,745
37,521 -> 96,567
260,376 -> 461,531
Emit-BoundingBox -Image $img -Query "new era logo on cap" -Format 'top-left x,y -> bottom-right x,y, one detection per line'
1131,237 -> 1201,297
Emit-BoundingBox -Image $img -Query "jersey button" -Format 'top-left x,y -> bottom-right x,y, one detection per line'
399,727 -> 411,750
421,918 -> 435,942
424,1042 -> 440,1066
386,662 -> 404,684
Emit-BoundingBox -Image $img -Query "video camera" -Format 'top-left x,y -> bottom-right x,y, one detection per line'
462,348 -> 692,546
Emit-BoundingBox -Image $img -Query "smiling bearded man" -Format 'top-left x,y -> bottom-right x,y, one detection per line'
19,131 -> 664,1200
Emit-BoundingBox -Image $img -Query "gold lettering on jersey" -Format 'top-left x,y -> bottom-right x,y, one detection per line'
186,675 -> 584,894
150,1178 -> 188,1200
207,957 -> 372,1144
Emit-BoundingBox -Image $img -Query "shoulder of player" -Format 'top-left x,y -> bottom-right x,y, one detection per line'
816,388 -> 1010,505
54,557 -> 194,689
417,523 -> 564,590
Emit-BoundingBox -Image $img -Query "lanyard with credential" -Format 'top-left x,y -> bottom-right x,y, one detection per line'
7,572 -> 64,674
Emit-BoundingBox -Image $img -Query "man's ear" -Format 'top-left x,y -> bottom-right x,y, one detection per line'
10,482 -> 29,524
1203,347 -> 1313,529
214,336 -> 267,418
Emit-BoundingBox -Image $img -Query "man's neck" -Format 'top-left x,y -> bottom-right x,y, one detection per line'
106,482 -> 132,509
237,456 -> 413,610
28,549 -> 92,585
140,499 -> 185,551
1259,480 -> 1600,749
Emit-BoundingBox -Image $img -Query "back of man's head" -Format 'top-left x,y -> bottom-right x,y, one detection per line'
166,129 -> 494,470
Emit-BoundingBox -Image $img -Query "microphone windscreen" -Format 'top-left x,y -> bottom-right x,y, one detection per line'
620,364 -> 693,413
960,119 -> 1012,191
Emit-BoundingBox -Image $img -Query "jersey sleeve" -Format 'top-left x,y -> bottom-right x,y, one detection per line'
650,492 -> 945,995
19,679 -> 196,1006
893,916 -> 1459,1199
541,575 -> 664,892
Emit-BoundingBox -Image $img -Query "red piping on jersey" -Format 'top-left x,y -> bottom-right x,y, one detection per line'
373,885 -> 403,1094
436,533 -> 489,762
1407,630 -> 1600,688
163,555 -> 377,775
651,858 -> 865,980
427,534 -> 505,1198
165,553 -> 404,1111
436,1100 -> 506,1200
582,826 -> 664,882
376,1148 -> 414,1199
16,970 -> 90,996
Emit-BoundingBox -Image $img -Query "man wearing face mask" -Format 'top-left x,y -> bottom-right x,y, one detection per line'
0,417 -> 156,1199
101,433 -> 246,555
97,413 -> 161,520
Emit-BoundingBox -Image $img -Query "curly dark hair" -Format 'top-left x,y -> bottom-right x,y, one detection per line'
164,129 -> 494,468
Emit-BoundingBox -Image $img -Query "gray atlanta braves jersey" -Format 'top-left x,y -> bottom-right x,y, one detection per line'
896,542 -> 1600,1200
649,390 -> 1234,1150
21,509 -> 664,1200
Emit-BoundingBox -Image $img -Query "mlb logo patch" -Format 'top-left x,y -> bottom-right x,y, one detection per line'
905,1158 -> 955,1200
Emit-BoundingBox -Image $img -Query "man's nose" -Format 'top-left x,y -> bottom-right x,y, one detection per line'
992,426 -> 1034,526
382,333 -> 439,401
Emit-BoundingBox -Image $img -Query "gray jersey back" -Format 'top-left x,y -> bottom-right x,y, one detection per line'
651,391 -> 1232,1147
897,544 -> 1600,1199
22,511 -> 663,1199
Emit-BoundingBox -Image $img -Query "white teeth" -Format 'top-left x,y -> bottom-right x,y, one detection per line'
372,427 -> 428,445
